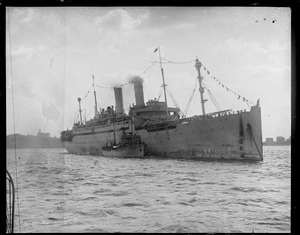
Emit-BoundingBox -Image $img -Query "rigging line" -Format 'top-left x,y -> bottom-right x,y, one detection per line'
206,88 -> 220,111
201,82 -> 216,108
141,58 -> 159,76
184,85 -> 194,114
203,83 -> 221,111
143,59 -> 156,80
95,84 -> 112,89
201,62 -> 254,105
167,90 -> 184,116
86,107 -> 93,121
207,75 -> 250,110
204,85 -> 219,110
120,58 -> 159,87
168,93 -> 177,108
157,89 -> 162,101
184,80 -> 198,116
73,106 -> 78,125
7,7 -> 21,233
184,93 -> 195,117
211,92 -> 221,110
95,59 -> 159,89
185,87 -> 197,116
81,84 -> 93,102
202,83 -> 218,111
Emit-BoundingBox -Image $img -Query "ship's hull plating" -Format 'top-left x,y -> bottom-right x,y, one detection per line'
62,107 -> 263,161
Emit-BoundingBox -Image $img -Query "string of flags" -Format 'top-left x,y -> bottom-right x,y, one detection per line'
81,84 -> 93,102
82,56 -> 189,102
160,56 -> 195,64
81,56 -> 254,107
92,56 -> 193,90
95,84 -> 112,89
200,62 -> 254,105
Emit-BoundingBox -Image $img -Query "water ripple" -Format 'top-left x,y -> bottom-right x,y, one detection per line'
7,146 -> 290,233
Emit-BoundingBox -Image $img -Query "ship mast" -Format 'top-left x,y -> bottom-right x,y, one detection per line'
195,58 -> 206,115
158,47 -> 168,116
92,75 -> 98,118
77,97 -> 83,124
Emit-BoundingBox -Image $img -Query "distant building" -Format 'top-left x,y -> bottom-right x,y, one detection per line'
37,129 -> 50,138
276,136 -> 285,143
266,137 -> 274,143
263,136 -> 290,146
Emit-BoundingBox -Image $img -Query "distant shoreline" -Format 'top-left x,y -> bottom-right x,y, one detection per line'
263,143 -> 290,146
6,133 -> 64,149
6,147 -> 65,149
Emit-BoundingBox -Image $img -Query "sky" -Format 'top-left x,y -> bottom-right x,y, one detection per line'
6,7 -> 291,140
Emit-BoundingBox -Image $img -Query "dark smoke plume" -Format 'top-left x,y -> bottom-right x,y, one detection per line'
128,75 -> 144,84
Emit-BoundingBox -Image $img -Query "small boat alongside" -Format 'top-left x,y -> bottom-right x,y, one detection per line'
102,132 -> 145,158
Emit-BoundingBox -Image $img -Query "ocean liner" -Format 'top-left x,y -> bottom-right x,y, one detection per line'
61,51 -> 263,161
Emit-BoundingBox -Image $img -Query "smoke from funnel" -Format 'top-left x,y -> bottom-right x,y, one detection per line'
128,75 -> 144,84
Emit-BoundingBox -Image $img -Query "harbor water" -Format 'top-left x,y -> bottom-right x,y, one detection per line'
7,146 -> 290,233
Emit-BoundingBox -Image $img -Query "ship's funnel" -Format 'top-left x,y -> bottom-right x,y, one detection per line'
114,87 -> 124,115
133,79 -> 145,106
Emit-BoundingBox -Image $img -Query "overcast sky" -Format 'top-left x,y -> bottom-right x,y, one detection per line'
6,7 -> 291,140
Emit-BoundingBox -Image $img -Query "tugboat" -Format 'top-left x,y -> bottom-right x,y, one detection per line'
102,128 -> 144,158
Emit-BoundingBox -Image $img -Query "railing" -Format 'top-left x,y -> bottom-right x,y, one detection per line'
6,170 -> 15,233
177,109 -> 253,124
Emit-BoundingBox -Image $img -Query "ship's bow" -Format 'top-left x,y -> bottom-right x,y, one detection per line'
243,100 -> 263,161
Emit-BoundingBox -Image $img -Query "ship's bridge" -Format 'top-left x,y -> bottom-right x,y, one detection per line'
131,100 -> 179,119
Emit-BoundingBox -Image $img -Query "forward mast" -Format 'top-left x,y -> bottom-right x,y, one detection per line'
195,58 -> 207,115
157,47 -> 168,116
92,75 -> 98,118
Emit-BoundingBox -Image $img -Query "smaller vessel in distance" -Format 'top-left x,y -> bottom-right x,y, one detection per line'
102,128 -> 145,158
